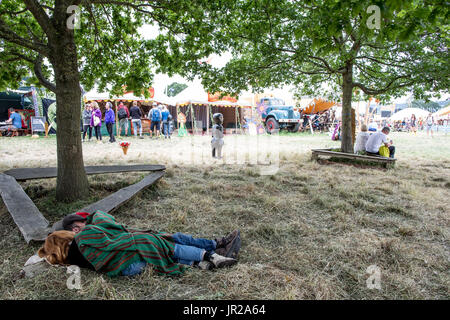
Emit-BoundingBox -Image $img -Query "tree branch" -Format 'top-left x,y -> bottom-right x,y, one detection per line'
0,17 -> 50,56
33,55 -> 56,92
22,0 -> 54,37
352,75 -> 413,96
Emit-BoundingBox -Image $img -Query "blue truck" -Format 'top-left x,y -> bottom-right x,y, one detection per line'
257,97 -> 301,134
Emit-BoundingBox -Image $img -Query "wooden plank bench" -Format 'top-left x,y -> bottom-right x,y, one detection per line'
50,171 -> 165,232
311,148 -> 397,169
0,173 -> 50,243
3,164 -> 166,181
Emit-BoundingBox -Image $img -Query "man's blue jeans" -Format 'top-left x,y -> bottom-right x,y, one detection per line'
121,232 -> 217,276
163,121 -> 170,137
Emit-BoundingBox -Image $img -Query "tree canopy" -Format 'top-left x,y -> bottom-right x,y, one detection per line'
0,0 -> 222,201
0,0 -> 220,96
193,0 -> 449,151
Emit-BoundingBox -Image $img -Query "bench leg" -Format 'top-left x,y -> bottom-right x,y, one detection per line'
311,153 -> 319,161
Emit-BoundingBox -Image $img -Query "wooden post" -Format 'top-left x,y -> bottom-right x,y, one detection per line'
189,101 -> 195,135
176,105 -> 179,129
115,100 -> 119,138
206,104 -> 210,134
351,108 -> 356,145
235,106 -> 237,134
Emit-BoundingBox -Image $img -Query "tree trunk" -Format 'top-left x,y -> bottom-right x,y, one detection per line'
50,9 -> 89,202
341,67 -> 354,153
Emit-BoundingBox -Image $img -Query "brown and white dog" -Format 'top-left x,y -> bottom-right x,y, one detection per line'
38,230 -> 75,265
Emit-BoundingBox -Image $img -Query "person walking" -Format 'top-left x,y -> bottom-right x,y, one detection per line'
130,101 -> 143,139
82,104 -> 92,142
148,103 -> 162,138
161,105 -> 172,139
410,114 -> 417,135
90,102 -> 102,142
104,102 -> 116,143
426,113 -> 435,138
117,101 -> 130,137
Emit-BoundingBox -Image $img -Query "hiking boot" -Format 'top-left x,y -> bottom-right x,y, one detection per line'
215,232 -> 241,259
208,253 -> 237,268
215,230 -> 239,249
196,261 -> 214,270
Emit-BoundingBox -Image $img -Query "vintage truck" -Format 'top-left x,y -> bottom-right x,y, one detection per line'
257,97 -> 301,134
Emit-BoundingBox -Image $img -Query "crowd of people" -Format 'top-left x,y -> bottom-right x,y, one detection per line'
298,109 -> 336,133
81,101 -> 173,142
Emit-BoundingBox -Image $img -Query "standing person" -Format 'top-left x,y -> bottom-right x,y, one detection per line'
90,102 -> 102,142
104,102 -> 116,143
410,114 -> 417,135
161,105 -> 172,139
117,101 -> 130,137
211,113 -> 224,159
148,103 -> 162,138
365,126 -> 395,158
82,104 -> 92,142
130,101 -> 143,139
426,113 -> 435,137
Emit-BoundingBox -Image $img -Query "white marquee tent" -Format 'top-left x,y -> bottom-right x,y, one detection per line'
389,107 -> 430,121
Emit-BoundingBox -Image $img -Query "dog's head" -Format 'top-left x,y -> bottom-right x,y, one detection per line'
38,230 -> 75,265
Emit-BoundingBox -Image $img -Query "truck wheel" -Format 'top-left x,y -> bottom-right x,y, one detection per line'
265,118 -> 279,134
288,123 -> 300,133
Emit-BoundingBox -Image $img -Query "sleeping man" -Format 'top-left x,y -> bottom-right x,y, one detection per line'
38,210 -> 241,277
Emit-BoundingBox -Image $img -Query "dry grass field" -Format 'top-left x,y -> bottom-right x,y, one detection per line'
0,130 -> 449,300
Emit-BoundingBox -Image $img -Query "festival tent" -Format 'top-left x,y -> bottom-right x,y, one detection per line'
299,98 -> 336,114
433,105 -> 450,118
389,107 -> 429,121
172,79 -> 209,106
0,90 -> 33,121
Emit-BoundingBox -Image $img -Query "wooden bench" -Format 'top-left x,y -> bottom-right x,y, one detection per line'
4,164 -> 165,181
0,173 -> 50,243
50,171 -> 165,232
311,148 -> 397,169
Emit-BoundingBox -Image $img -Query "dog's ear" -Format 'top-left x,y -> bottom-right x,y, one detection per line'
37,246 -> 46,258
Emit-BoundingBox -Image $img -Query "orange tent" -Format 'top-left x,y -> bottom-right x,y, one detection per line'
301,98 -> 336,114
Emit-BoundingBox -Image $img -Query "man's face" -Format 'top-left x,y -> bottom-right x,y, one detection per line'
71,221 -> 86,234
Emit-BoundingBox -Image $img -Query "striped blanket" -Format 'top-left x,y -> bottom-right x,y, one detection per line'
75,210 -> 186,277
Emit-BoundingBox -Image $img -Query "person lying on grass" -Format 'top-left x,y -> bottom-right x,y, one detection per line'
38,210 -> 241,277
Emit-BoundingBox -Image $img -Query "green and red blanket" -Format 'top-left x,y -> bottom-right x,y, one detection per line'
75,210 -> 186,277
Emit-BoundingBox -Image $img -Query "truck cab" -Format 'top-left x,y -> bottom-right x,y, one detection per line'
258,97 -> 301,133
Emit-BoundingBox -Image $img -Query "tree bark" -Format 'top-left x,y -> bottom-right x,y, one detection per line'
49,5 -> 89,202
341,66 -> 354,153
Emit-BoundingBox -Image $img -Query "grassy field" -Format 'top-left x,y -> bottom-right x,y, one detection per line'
0,130 -> 449,299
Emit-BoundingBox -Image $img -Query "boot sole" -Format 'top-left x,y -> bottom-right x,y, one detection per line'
215,258 -> 237,268
224,231 -> 241,258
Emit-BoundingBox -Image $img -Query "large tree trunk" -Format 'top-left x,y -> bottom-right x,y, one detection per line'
341,67 -> 354,153
49,5 -> 89,202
